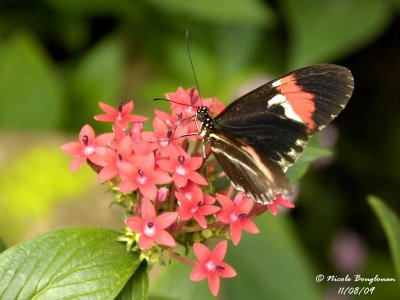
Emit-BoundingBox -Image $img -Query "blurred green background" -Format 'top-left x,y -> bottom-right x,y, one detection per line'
0,0 -> 399,299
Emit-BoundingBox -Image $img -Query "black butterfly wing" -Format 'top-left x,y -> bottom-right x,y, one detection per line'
208,129 -> 290,203
213,64 -> 354,171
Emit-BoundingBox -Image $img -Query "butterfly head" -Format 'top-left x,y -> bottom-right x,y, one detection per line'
196,106 -> 211,122
196,106 -> 214,137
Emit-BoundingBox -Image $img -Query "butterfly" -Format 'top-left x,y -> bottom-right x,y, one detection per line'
195,64 -> 354,204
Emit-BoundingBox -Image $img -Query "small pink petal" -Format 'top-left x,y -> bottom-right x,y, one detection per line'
187,157 -> 203,170
138,234 -> 154,250
95,133 -> 114,146
208,273 -> 220,297
203,194 -> 215,205
139,153 -> 155,172
140,198 -> 157,219
188,171 -> 207,185
212,240 -> 228,262
153,169 -> 172,185
95,114 -> 116,122
216,194 -> 235,211
198,205 -> 220,216
230,223 -> 242,246
193,243 -> 211,261
126,217 -> 143,232
276,198 -> 295,208
216,211 -> 231,224
175,191 -> 190,206
98,102 -> 118,115
217,262 -> 237,278
173,174 -> 188,188
98,166 -> 118,182
118,135 -> 133,157
70,156 -> 86,172
87,152 -> 106,166
79,124 -> 95,142
139,184 -> 157,200
118,161 -> 136,175
125,114 -> 148,122
241,219 -> 260,234
156,159 -> 175,172
121,101 -> 134,114
60,142 -> 82,155
190,265 -> 208,282
237,197 -> 254,214
155,212 -> 178,229
153,117 -> 168,135
267,203 -> 279,215
119,179 -> 138,193
194,215 -> 208,228
154,230 -> 176,247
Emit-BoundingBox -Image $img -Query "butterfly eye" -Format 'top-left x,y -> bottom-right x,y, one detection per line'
197,110 -> 205,121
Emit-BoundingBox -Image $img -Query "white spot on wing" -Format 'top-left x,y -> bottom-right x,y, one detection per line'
268,94 -> 303,123
267,94 -> 286,107
271,79 -> 282,87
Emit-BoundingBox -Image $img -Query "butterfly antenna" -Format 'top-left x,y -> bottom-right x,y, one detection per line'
186,24 -> 202,107
153,97 -> 196,108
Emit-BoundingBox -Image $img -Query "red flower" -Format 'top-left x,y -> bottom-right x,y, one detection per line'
119,153 -> 171,199
141,117 -> 187,157
157,146 -> 207,188
95,135 -> 133,182
167,87 -> 201,116
267,194 -> 295,215
190,241 -> 237,296
94,101 -> 147,129
175,187 -> 220,228
60,124 -> 113,172
126,198 -> 178,250
216,193 -> 259,245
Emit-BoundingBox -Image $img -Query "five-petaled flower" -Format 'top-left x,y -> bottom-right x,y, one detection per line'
190,241 -> 237,296
126,198 -> 178,250
157,146 -> 207,188
141,117 -> 187,157
119,152 -> 172,200
94,101 -> 147,129
216,193 -> 260,245
95,135 -> 133,182
266,194 -> 295,215
175,186 -> 220,228
60,124 -> 113,172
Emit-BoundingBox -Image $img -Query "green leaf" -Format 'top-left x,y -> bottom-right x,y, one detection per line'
147,0 -> 274,26
116,261 -> 149,300
286,146 -> 332,182
368,195 -> 400,280
279,0 -> 391,68
225,214 -> 321,300
0,228 -> 141,299
0,238 -> 6,254
0,32 -> 64,129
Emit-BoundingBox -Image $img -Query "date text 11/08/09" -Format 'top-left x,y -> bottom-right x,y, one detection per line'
338,286 -> 375,296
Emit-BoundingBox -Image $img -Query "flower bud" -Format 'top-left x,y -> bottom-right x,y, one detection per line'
156,187 -> 169,202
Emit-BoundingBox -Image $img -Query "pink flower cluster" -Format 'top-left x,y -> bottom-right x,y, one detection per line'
61,87 -> 294,296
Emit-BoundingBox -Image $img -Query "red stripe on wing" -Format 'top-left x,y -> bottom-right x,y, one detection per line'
276,75 -> 316,132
